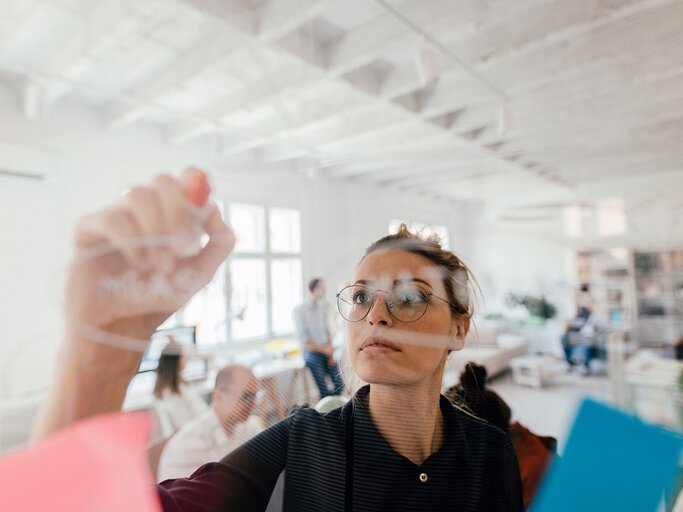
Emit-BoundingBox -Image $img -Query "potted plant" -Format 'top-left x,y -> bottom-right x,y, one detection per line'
505,293 -> 557,322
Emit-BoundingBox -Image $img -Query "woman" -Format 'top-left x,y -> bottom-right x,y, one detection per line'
153,338 -> 207,436
446,363 -> 556,509
32,170 -> 523,511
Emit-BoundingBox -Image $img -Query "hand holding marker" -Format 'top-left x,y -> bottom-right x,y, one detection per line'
32,168 -> 235,440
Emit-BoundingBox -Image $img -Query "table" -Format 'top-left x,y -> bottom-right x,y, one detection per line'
252,356 -> 316,423
510,355 -> 567,388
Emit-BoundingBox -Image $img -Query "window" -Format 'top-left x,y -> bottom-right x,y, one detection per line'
597,199 -> 627,236
389,219 -> 450,249
175,202 -> 228,347
228,204 -> 304,342
160,203 -> 303,347
183,263 -> 227,347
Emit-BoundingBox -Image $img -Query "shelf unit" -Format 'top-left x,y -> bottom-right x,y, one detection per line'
632,250 -> 683,347
576,250 -> 633,328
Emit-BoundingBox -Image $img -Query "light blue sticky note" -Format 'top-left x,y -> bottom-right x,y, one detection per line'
532,398 -> 683,512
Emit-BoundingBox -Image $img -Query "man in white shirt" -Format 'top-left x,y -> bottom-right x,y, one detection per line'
157,365 -> 262,481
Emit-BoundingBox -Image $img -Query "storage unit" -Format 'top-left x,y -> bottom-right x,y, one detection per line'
632,251 -> 683,347
576,250 -> 633,328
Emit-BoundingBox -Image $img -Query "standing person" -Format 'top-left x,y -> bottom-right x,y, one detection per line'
157,365 -> 261,481
33,171 -> 523,511
293,278 -> 344,398
153,338 -> 208,436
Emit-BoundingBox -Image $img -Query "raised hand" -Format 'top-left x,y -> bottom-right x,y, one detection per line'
33,168 -> 234,440
65,168 -> 234,345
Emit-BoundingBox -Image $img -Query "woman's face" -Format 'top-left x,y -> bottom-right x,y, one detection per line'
346,250 -> 469,387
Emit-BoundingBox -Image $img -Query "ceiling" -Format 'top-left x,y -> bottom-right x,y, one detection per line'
1,0 -> 682,233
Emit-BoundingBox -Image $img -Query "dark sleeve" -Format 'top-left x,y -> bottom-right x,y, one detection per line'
157,417 -> 291,512
500,434 -> 525,512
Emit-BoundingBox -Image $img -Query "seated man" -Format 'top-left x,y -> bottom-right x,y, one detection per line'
157,365 -> 262,481
561,311 -> 598,373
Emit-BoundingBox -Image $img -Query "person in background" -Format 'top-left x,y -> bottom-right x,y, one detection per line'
293,278 -> 344,399
446,362 -> 556,510
560,310 -> 597,373
158,365 -> 262,481
153,338 -> 208,437
576,283 -> 595,319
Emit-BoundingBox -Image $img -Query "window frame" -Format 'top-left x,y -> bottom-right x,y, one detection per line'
166,203 -> 304,351
226,203 -> 304,345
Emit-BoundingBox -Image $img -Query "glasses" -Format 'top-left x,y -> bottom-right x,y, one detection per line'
336,284 -> 456,323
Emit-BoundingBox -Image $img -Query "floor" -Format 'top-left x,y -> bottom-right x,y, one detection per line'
489,369 -> 612,454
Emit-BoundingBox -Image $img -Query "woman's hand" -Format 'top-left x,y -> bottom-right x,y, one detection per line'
65,169 -> 234,344
33,169 -> 234,440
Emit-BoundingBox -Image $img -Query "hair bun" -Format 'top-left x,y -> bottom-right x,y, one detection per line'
460,362 -> 487,392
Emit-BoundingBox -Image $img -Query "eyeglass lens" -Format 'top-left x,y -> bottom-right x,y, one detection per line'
337,285 -> 429,322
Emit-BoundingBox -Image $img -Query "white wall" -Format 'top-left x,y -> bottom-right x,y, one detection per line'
0,88 -> 467,400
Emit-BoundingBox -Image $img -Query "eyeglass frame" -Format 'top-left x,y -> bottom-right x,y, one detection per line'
336,284 -> 460,323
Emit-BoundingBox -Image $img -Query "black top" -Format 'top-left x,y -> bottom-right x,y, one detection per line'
158,386 -> 523,512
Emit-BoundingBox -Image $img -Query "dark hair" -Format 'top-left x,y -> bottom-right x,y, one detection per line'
445,363 -> 511,431
308,278 -> 323,293
153,340 -> 183,399
580,283 -> 590,293
362,224 -> 476,319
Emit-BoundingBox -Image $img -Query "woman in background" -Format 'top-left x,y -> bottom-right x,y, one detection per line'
153,338 -> 207,436
446,363 -> 556,509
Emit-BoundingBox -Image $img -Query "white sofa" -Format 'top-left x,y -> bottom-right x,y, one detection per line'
442,325 -> 528,390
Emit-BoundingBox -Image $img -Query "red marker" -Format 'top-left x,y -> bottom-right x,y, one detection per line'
178,168 -> 212,257
184,168 -> 211,207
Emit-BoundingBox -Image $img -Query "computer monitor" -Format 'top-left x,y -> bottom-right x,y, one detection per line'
138,325 -> 196,373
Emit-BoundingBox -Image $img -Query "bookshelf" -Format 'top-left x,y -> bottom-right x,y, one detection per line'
633,251 -> 683,347
577,250 -> 633,328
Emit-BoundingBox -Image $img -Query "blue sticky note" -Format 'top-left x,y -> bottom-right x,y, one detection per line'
532,398 -> 683,512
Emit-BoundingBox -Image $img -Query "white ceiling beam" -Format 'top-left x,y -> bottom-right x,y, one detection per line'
479,0 -> 677,68
415,0 -> 679,122
169,0 -> 488,146
171,0 -> 561,185
327,159 -> 492,183
326,0 -> 477,76
215,86 -> 366,152
396,170 -> 499,190
168,64 -> 328,144
254,143 -> 311,163
302,0 -> 682,149
104,34 -> 240,128
109,0 -> 327,130
9,1 -> 132,107
373,160 -> 499,185
179,0 -> 257,34
481,0 -> 682,94
256,0 -> 333,42
271,29 -> 329,68
271,104 -> 409,148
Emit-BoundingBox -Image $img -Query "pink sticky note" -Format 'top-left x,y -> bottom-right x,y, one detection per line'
0,413 -> 161,512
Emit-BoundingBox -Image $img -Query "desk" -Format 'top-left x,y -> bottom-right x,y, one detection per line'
623,353 -> 682,431
510,355 -> 567,388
